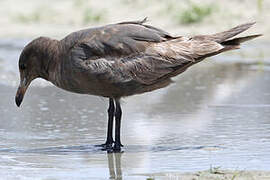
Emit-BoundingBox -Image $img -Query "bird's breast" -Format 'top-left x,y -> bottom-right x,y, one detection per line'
49,65 -> 120,97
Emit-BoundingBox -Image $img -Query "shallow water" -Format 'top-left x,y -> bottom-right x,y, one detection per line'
0,39 -> 270,179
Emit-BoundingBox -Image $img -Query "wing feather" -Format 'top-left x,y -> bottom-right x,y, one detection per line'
65,19 -> 222,85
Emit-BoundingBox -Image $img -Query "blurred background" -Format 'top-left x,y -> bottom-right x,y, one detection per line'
0,0 -> 269,39
0,0 -> 270,179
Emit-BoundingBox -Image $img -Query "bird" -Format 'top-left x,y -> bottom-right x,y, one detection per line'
15,18 -> 261,151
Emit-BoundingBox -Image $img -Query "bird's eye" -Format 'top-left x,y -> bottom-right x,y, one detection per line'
19,64 -> 26,70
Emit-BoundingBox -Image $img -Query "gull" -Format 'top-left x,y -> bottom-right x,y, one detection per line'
15,18 -> 261,151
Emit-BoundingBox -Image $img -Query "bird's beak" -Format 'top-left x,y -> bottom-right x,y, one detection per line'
15,78 -> 30,107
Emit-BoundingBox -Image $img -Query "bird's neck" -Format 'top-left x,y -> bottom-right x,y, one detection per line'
39,39 -> 62,83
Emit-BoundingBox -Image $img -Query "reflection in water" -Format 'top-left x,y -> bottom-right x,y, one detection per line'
124,63 -> 263,146
107,153 -> 122,180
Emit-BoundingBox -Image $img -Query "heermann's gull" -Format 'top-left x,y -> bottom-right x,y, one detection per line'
15,18 -> 261,151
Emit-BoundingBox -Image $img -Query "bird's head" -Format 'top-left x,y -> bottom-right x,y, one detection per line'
15,37 -> 57,107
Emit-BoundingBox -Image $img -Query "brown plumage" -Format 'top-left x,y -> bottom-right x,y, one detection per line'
15,19 -> 261,151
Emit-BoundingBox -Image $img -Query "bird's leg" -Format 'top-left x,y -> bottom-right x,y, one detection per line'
100,98 -> 115,149
114,99 -> 123,151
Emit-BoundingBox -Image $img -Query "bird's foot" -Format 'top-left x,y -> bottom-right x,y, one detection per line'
95,141 -> 124,152
113,142 -> 123,152
95,140 -> 114,150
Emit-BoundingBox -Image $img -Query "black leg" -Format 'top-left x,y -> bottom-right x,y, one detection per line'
99,98 -> 115,150
114,99 -> 123,151
106,98 -> 115,143
105,98 -> 115,148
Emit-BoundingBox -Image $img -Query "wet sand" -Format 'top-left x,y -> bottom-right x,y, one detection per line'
143,170 -> 270,180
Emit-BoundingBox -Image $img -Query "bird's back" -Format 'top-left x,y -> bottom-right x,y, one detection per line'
54,20 -> 260,98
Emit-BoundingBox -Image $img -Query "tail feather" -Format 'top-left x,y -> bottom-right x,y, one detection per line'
165,22 -> 261,78
191,23 -> 262,56
210,22 -> 256,43
221,34 -> 262,46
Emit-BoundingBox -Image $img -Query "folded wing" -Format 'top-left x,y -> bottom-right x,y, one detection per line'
67,20 -> 259,86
